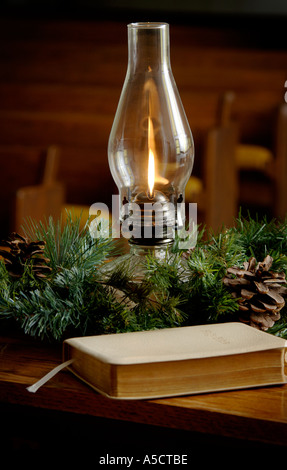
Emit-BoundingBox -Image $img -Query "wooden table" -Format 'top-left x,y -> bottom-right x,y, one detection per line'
1,329 -> 287,463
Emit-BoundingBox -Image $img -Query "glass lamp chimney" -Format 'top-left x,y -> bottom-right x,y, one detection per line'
108,22 -> 194,246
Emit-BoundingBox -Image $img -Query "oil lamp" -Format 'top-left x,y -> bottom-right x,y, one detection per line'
108,22 -> 194,260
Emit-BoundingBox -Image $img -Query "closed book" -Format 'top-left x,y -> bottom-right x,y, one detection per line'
62,322 -> 287,400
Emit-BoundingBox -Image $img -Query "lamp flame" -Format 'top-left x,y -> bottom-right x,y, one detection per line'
147,116 -> 155,198
148,148 -> 155,198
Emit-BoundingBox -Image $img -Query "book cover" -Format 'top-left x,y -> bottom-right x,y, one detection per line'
62,322 -> 287,400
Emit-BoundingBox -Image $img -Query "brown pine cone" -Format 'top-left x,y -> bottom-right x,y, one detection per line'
223,255 -> 287,331
0,232 -> 52,279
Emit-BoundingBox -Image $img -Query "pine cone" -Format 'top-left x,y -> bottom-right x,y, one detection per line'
223,255 -> 287,331
0,232 -> 52,279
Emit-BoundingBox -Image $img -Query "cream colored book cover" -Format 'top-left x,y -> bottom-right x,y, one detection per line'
63,321 -> 286,364
62,322 -> 287,400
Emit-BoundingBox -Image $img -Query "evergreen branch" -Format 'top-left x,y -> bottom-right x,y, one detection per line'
1,211 -> 287,341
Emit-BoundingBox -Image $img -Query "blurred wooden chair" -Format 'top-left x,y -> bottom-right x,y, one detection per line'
14,145 -> 65,233
185,92 -> 239,232
236,102 -> 287,220
218,91 -> 274,175
268,102 -> 287,220
202,92 -> 287,221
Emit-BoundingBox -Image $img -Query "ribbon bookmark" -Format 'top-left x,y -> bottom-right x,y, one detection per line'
27,358 -> 74,393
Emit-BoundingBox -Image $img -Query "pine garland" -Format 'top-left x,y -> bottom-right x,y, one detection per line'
1,211 -> 287,342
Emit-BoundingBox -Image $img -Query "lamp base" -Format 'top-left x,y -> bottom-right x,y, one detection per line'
99,239 -> 174,282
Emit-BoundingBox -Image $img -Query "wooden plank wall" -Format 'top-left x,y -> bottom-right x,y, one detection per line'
0,17 -> 286,237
